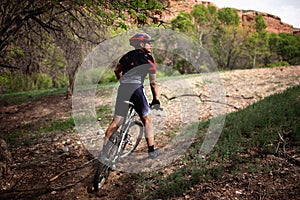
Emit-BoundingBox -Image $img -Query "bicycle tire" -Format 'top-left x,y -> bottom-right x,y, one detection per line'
120,120 -> 143,158
93,132 -> 119,191
93,162 -> 110,191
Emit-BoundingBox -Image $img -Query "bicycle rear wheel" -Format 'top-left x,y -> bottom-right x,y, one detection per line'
93,132 -> 119,191
120,120 -> 143,158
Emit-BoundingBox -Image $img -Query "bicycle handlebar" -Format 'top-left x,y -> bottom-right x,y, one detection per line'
123,100 -> 163,111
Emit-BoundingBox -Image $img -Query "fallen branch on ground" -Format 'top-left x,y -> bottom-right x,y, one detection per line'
49,158 -> 96,182
161,93 -> 240,110
0,158 -> 97,199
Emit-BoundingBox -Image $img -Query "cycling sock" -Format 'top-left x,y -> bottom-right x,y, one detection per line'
148,145 -> 154,152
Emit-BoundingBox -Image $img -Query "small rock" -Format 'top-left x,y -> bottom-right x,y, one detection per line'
66,139 -> 72,145
63,147 -> 69,152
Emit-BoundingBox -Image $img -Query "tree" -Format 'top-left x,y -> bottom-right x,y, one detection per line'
210,8 -> 246,69
191,5 -> 218,47
254,14 -> 267,32
245,15 -> 270,68
266,32 -> 292,66
0,0 -> 167,95
171,11 -> 195,35
217,8 -> 240,26
0,0 -> 113,94
278,33 -> 300,65
212,26 -> 247,70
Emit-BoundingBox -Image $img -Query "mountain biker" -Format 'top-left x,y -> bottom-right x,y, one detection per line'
104,33 -> 161,159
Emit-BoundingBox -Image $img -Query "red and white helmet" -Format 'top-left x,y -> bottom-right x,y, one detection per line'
129,33 -> 154,47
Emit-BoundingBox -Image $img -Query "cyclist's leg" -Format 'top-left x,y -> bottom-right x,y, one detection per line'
104,85 -> 129,145
140,115 -> 154,147
104,115 -> 123,145
131,87 -> 160,157
130,87 -> 152,145
141,114 -> 160,158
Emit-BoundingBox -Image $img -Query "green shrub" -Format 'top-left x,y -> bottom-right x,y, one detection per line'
0,72 -> 55,93
0,72 -> 10,93
6,72 -> 30,92
34,73 -> 53,90
56,75 -> 69,88
75,66 -> 120,86
100,71 -> 117,83
266,61 -> 290,68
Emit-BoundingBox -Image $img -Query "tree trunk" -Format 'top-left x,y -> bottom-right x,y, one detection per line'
66,70 -> 76,99
253,54 -> 256,68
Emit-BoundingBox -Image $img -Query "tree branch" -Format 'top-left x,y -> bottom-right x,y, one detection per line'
31,15 -> 62,32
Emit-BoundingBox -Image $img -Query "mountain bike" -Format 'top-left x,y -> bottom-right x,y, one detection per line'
93,101 -> 145,191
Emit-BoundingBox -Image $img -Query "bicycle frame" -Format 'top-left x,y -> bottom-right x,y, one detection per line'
94,101 -> 145,191
111,101 -> 138,163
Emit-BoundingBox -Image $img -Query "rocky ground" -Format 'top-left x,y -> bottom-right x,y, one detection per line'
0,66 -> 299,199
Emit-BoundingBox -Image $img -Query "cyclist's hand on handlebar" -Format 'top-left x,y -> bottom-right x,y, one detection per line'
150,99 -> 163,110
150,99 -> 160,106
150,99 -> 160,107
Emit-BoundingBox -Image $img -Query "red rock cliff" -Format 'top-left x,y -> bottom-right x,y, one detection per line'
237,10 -> 294,34
162,0 -> 298,35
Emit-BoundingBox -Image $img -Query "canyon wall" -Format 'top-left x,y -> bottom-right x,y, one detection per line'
162,0 -> 299,35
237,10 -> 294,34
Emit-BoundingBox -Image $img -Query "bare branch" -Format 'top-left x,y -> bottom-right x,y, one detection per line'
31,15 -> 62,32
0,63 -> 20,69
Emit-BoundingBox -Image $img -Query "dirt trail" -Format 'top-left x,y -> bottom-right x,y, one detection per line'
0,66 -> 299,199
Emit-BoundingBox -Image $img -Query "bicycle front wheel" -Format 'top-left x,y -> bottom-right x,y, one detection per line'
93,162 -> 110,191
93,132 -> 119,191
120,120 -> 143,158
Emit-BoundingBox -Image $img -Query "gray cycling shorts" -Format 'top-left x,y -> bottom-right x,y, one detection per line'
114,84 -> 150,117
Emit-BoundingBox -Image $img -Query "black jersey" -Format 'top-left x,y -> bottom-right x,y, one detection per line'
119,49 -> 156,86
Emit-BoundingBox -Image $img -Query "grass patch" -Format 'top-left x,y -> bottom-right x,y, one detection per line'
0,88 -> 66,105
6,104 -> 112,146
40,117 -> 75,132
5,117 -> 75,146
133,85 -> 300,199
95,105 -> 113,127
1,83 -> 117,106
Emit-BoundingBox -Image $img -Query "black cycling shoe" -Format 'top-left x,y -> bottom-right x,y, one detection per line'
148,149 -> 161,159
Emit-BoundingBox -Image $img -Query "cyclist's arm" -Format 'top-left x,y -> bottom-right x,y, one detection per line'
114,63 -> 122,80
149,74 -> 158,100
